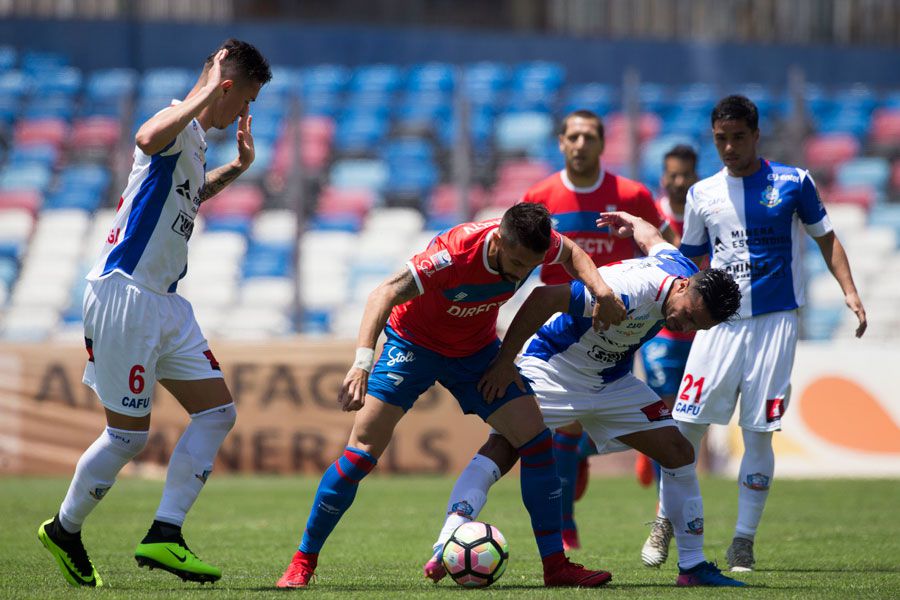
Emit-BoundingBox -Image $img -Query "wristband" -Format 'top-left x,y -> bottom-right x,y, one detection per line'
353,347 -> 376,372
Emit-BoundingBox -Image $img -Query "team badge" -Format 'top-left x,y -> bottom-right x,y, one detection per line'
89,486 -> 111,500
685,517 -> 704,535
743,473 -> 770,491
760,185 -> 782,208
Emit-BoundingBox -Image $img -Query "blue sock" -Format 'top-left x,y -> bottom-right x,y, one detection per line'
299,446 -> 377,554
653,459 -> 662,491
553,430 -> 580,532
576,431 -> 598,459
518,428 -> 563,558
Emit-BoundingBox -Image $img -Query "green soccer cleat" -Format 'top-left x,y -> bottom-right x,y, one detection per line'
37,516 -> 103,588
134,538 -> 221,583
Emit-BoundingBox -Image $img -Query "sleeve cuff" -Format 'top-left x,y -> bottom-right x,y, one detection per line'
804,215 -> 834,238
648,242 -> 678,256
405,261 -> 424,294
679,242 -> 708,257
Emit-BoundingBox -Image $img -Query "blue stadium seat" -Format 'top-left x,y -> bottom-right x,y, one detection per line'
87,68 -> 138,101
868,204 -> 900,241
300,309 -> 331,334
0,164 -> 53,192
243,240 -> 293,279
8,144 -> 59,168
22,95 -> 75,121
330,159 -> 389,191
140,68 -> 193,99
407,63 -> 455,93
836,157 -> 890,193
382,138 -> 435,164
350,64 -> 404,94
302,64 -> 349,96
637,83 -> 669,115
21,51 -> 68,73
815,107 -> 870,137
495,112 -> 554,154
563,83 -> 617,116
660,107 -> 708,139
43,189 -> 102,212
0,70 -> 29,98
0,255 -> 18,289
59,165 -> 110,192
308,213 -> 363,232
267,66 -> 302,99
204,215 -> 253,237
674,83 -> 718,112
0,96 -> 17,125
0,46 -> 15,72
513,62 -> 565,94
463,62 -> 509,100
802,306 -> 843,341
32,66 -> 81,97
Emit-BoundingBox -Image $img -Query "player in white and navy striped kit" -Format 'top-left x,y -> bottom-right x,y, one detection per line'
428,212 -> 746,587
671,95 -> 867,572
38,40 -> 271,588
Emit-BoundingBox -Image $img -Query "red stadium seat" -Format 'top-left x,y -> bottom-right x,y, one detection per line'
0,190 -> 42,214
803,133 -> 860,175
69,117 -> 120,150
316,186 -> 376,218
200,183 -> 264,217
870,109 -> 900,151
823,186 -> 876,211
430,184 -> 487,216
14,118 -> 69,147
605,112 -> 662,143
892,159 -> 900,193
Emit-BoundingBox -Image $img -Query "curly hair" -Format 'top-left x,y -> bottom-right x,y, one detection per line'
692,268 -> 741,323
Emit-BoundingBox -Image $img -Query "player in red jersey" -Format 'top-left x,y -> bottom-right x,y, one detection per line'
276,203 -> 626,589
519,110 -> 674,550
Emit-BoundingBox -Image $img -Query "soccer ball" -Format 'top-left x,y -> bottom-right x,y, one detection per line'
441,521 -> 509,588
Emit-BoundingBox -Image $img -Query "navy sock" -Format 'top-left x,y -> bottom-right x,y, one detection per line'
299,446 -> 377,554
518,429 -> 563,558
553,430 -> 580,531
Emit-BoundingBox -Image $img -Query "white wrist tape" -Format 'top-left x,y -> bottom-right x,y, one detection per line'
353,347 -> 376,372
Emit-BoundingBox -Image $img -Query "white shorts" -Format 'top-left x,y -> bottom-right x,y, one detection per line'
518,356 -> 677,452
82,273 -> 223,417
672,309 -> 797,432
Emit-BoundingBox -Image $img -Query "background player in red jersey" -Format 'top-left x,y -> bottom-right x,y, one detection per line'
519,109 -> 674,549
276,203 -> 626,589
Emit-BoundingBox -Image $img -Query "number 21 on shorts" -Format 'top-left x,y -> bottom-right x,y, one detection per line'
679,373 -> 705,403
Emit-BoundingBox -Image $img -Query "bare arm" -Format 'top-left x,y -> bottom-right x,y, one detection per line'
813,231 -> 867,338
199,106 -> 255,203
662,222 -> 681,247
596,211 -> 667,255
557,236 -> 625,329
478,284 -> 571,402
338,267 -> 422,411
135,49 -> 228,155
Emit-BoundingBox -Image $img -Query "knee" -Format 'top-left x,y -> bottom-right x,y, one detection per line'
478,435 -> 518,475
742,430 -> 774,461
657,435 -> 695,470
105,426 -> 149,460
193,402 -> 237,432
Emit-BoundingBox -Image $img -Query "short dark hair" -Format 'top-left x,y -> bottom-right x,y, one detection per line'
206,38 -> 272,85
711,95 -> 759,131
502,203 -> 553,254
559,109 -> 604,139
691,268 -> 741,323
664,144 -> 698,169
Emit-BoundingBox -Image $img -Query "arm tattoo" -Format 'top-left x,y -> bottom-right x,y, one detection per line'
389,268 -> 421,303
199,164 -> 243,202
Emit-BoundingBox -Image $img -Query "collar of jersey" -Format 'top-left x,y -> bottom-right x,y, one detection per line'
560,167 -> 605,193
482,227 -> 498,274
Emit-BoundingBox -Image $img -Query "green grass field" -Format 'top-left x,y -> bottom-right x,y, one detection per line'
2,475 -> 898,599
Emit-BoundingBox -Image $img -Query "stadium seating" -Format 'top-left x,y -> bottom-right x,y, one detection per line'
0,43 -> 897,340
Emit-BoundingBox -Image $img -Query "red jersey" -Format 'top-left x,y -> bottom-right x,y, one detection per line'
655,195 -> 694,342
522,169 -> 665,284
389,218 -> 564,357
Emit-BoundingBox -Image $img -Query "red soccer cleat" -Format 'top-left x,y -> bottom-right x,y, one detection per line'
635,453 -> 654,488
543,554 -> 612,587
562,528 -> 581,551
276,550 -> 317,589
422,545 -> 447,583
574,458 -> 590,501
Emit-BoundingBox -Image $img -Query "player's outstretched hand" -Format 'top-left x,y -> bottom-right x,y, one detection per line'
339,368 -> 368,411
233,106 -> 254,171
846,291 -> 867,338
596,211 -> 639,238
478,358 -> 525,404
592,290 -> 626,330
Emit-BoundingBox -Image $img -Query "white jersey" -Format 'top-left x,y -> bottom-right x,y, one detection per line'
680,159 -> 832,319
522,243 -> 698,385
87,101 -> 206,294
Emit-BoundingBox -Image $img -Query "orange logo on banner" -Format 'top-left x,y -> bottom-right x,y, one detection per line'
800,377 -> 900,453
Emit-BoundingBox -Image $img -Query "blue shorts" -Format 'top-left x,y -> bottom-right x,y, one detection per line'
640,337 -> 692,397
366,326 -> 534,421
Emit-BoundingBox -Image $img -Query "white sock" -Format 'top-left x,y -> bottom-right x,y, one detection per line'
661,463 -> 706,570
433,454 -> 501,550
735,429 -> 774,541
154,403 -> 236,526
59,427 -> 148,533
658,421 -> 708,522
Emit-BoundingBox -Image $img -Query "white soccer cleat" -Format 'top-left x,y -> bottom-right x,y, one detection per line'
641,516 -> 673,568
